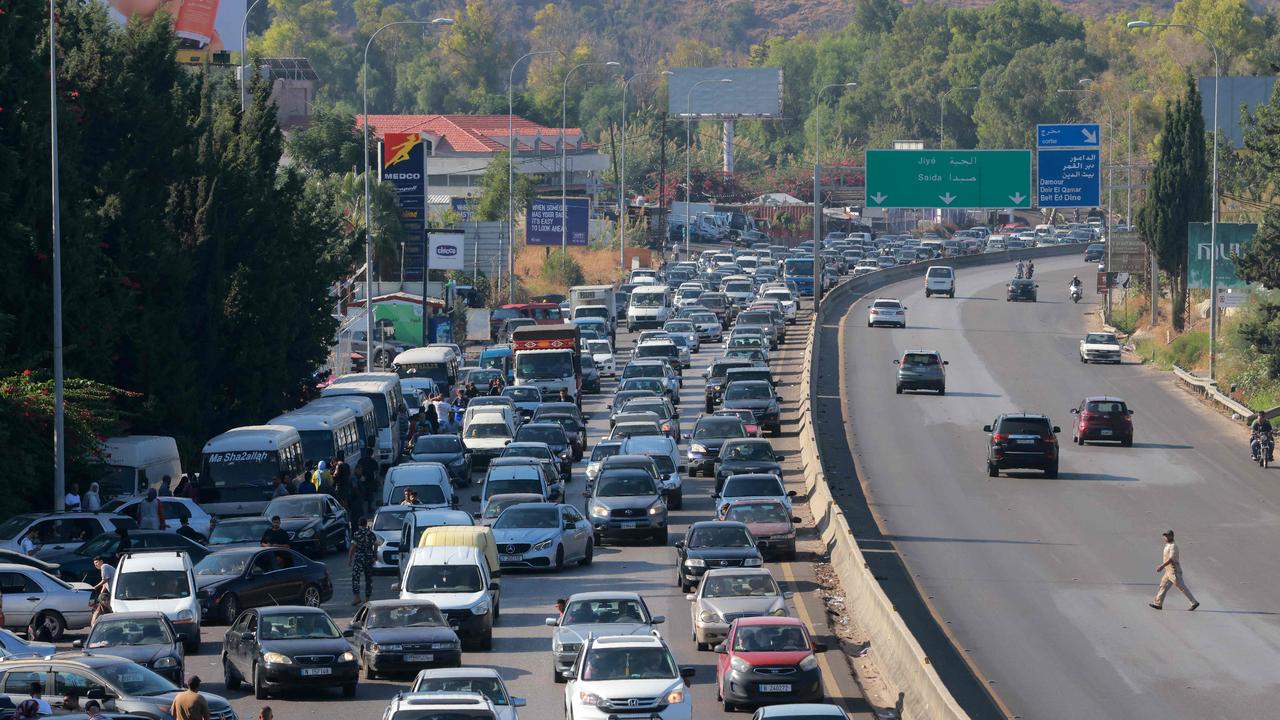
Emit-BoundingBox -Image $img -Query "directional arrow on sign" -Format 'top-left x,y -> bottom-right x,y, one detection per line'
870,192 -> 887,205
939,193 -> 956,205
1009,192 -> 1026,205
1081,128 -> 1098,145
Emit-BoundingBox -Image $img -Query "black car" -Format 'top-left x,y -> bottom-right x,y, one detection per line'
714,439 -> 783,494
500,442 -> 564,490
984,414 -> 1060,478
196,547 -> 334,624
539,413 -> 587,461
685,415 -> 748,477
719,380 -> 782,436
222,605 -> 358,699
533,403 -> 588,450
704,359 -> 754,412
0,549 -> 61,576
410,434 -> 473,486
49,531 -> 210,584
345,599 -> 462,678
1084,243 -> 1106,262
73,612 -> 185,684
1006,278 -> 1038,302
514,422 -> 573,477
260,494 -> 350,556
207,518 -> 272,552
674,521 -> 764,592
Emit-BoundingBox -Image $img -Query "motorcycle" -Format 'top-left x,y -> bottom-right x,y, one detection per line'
1070,283 -> 1082,303
1251,431 -> 1274,467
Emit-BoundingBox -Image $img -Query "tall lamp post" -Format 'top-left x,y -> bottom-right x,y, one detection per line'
361,17 -> 453,365
1128,20 -> 1221,377
239,0 -> 265,111
939,85 -> 978,148
562,61 -> 621,253
507,50 -> 560,303
813,82 -> 856,313
684,78 -> 732,258
620,70 -> 673,270
49,0 -> 67,508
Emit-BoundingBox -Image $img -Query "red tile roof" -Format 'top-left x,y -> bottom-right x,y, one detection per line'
355,114 -> 592,154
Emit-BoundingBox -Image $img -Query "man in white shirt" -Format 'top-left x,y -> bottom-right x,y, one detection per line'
64,484 -> 81,512
91,557 -> 115,622
1150,529 -> 1199,610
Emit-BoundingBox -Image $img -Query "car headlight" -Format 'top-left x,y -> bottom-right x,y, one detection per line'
152,656 -> 178,669
590,503 -> 609,517
685,558 -> 706,567
532,538 -> 554,551
262,652 -> 293,665
298,528 -> 316,539
471,601 -> 491,615
799,654 -> 819,671
373,643 -> 402,652
175,609 -> 194,621
729,656 -> 753,673
666,687 -> 686,704
690,444 -> 709,454
744,557 -> 763,567
699,609 -> 720,623
769,606 -> 789,617
578,692 -> 606,707
339,651 -> 356,663
648,501 -> 665,516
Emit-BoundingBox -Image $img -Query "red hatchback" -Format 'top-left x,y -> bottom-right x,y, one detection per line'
1071,396 -> 1134,446
715,616 -> 826,711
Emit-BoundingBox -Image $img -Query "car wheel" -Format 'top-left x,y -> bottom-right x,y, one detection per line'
364,650 -> 378,680
553,666 -> 566,684
1046,463 -> 1059,479
185,635 -> 201,654
302,583 -> 322,607
938,386 -> 945,396
223,655 -> 241,690
653,528 -> 668,546
34,611 -> 65,642
1122,436 -> 1133,447
925,290 -> 931,298
1080,356 -> 1087,363
338,528 -> 350,551
554,545 -> 565,572
479,630 -> 493,651
581,540 -> 594,566
987,462 -> 998,478
253,664 -> 268,700
895,385 -> 903,395
343,682 -> 357,698
949,291 -> 955,298
221,594 -> 240,625
671,491 -> 683,510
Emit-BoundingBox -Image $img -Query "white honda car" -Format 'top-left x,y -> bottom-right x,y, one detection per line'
564,635 -> 694,720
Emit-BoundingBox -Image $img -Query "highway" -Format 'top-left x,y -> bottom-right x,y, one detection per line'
116,306 -> 870,720
835,255 -> 1280,719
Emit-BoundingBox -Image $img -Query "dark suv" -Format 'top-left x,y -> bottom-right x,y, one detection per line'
984,414 -> 1060,478
1070,396 -> 1133,446
1006,278 -> 1038,302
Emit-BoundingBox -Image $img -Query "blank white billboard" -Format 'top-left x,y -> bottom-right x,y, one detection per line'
668,68 -> 783,118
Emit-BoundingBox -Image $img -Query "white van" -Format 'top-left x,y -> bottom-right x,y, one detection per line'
463,406 -> 515,436
393,346 -> 460,394
381,463 -> 456,508
925,266 -> 956,298
400,545 -> 498,650
110,551 -> 201,651
268,406 -> 362,467
199,425 -> 305,517
99,436 -> 182,499
627,286 -> 671,331
322,375 -> 404,468
302,395 -> 377,452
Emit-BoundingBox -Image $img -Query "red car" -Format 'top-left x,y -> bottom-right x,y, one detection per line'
1070,395 -> 1133,446
715,616 -> 826,711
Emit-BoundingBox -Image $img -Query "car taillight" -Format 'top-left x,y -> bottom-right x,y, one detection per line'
1040,435 -> 1056,442
992,433 -> 1007,443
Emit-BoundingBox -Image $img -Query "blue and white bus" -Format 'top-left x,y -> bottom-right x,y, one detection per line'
783,256 -> 816,297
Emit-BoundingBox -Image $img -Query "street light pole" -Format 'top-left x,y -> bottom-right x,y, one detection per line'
49,0 -> 67,509
362,18 -> 453,364
1128,20 -> 1221,377
814,82 -> 856,314
620,70 -> 673,271
562,61 -> 621,254
684,78 -> 732,258
239,0 -> 264,112
939,85 -> 977,148
507,50 -> 559,303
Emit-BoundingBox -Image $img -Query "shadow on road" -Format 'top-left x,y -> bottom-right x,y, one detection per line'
1051,471 -> 1139,482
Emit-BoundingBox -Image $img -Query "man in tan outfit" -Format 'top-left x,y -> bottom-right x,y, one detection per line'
1149,530 -> 1199,611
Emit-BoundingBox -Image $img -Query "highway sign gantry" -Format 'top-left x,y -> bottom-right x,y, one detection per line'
864,149 -> 1032,209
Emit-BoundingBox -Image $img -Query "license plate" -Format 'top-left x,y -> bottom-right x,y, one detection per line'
405,654 -> 434,662
1100,429 -> 1113,436
499,554 -> 523,562
621,521 -> 640,529
759,683 -> 792,692
301,668 -> 331,676
1016,439 -> 1035,445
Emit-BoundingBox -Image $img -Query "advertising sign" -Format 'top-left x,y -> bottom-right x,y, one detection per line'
865,150 -> 1032,209
527,198 -> 589,246
429,232 -> 466,271
1036,148 -> 1101,208
451,197 -> 476,221
1187,222 -> 1256,290
1107,232 -> 1147,274
100,0 -> 246,52
382,133 -> 428,209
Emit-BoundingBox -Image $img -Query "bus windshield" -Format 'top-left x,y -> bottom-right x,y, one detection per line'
784,259 -> 814,275
199,450 -> 280,502
397,363 -> 451,386
296,431 -> 335,462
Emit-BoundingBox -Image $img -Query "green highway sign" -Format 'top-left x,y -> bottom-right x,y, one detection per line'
1187,222 -> 1255,290
865,149 -> 1033,209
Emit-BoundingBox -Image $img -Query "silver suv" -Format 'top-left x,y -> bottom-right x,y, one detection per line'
587,469 -> 668,546
544,592 -> 665,683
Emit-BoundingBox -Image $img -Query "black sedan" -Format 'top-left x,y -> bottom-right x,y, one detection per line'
685,416 -> 749,477
196,547 -> 334,624
1007,278 -> 1038,302
207,518 -> 272,551
49,531 -> 210,584
261,494 -> 350,556
674,521 -> 764,592
514,422 -> 574,477
719,380 -> 782,436
714,439 -> 783,495
345,599 -> 462,678
73,611 -> 185,684
410,435 -> 473,487
222,605 -> 358,699
539,413 -> 587,461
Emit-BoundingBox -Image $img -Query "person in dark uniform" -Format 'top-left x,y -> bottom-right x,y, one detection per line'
260,516 -> 291,548
348,517 -> 377,605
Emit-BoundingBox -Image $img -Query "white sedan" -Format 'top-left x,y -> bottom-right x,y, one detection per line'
867,298 -> 908,328
586,339 -> 616,376
1079,332 -> 1123,364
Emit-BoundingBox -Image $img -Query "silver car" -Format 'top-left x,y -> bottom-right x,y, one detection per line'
370,505 -> 412,575
686,567 -> 791,650
544,591 -> 665,683
0,563 -> 93,640
412,667 -> 526,720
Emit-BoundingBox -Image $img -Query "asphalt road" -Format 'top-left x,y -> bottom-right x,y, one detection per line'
50,299 -> 868,720
838,255 -> 1280,720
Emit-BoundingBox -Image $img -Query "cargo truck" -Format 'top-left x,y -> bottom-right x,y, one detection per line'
511,324 -> 582,406
570,285 -> 619,342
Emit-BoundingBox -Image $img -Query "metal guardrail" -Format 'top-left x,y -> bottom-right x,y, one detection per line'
1171,364 -> 1257,422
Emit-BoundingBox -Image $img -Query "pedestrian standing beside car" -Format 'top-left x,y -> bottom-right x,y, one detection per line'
332,451 -> 353,517
83,482 -> 102,511
349,517 -> 376,605
424,401 -> 439,435
1150,529 -> 1199,610
159,475 -> 174,497
169,676 -> 209,720
64,484 -> 82,512
137,488 -> 165,530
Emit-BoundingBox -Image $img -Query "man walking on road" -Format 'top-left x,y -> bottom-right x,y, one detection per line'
1150,530 -> 1199,610
349,516 -> 377,605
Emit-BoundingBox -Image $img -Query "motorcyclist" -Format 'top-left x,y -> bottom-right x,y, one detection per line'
1070,275 -> 1082,288
1251,415 -> 1274,461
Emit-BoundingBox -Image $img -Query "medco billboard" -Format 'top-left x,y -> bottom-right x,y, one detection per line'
102,0 -> 246,52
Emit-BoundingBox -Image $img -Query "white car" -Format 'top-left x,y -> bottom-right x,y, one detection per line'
662,321 -> 701,353
867,298 -> 907,328
586,340 -> 616,376
564,635 -> 695,720
410,669 -> 525,720
1079,332 -> 1123,364
110,550 -> 201,651
760,289 -> 797,323
102,495 -> 215,540
686,311 -> 724,343
924,265 -> 955,298
0,563 -> 93,640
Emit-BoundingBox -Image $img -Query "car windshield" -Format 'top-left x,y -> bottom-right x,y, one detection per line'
694,419 -> 746,439
412,677 -> 509,705
209,520 -> 269,546
587,341 -> 611,354
1085,334 -> 1117,345
264,497 -> 324,519
503,387 -> 541,402
389,484 -> 448,506
631,292 -> 665,307
612,424 -> 660,438
563,599 -> 647,624
621,379 -> 664,393
466,424 -> 512,439
732,625 -> 809,652
729,337 -> 763,348
75,532 -> 121,557
725,349 -> 763,362
486,479 -> 542,497
596,474 -> 657,497
702,573 -> 780,598
725,503 -> 791,525
996,418 -> 1052,435
367,603 -> 446,628
503,446 -> 550,461
725,384 -> 772,401
95,661 -> 179,697
115,570 -> 190,600
88,617 -> 175,648
902,354 -> 940,366
374,508 -> 411,532
493,507 -> 559,529
413,436 -> 463,454
590,444 -> 623,462
689,526 -> 754,548
481,495 -> 536,519
405,564 -> 483,594
516,353 -> 575,380
259,612 -> 341,640
194,553 -> 250,577
724,477 -> 784,497
516,426 -> 564,445
666,323 -> 695,333
635,345 -> 676,360
0,516 -> 34,541
581,647 -> 678,681
690,313 -> 717,324
624,365 -> 664,379
725,443 -> 774,461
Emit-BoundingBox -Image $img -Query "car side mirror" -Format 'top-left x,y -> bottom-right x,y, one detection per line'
983,425 -> 993,432
757,540 -> 768,551
1128,410 -> 1135,415
489,581 -> 499,592
544,617 -> 558,627
243,631 -> 256,642
1070,408 -> 1079,414
892,359 -> 900,365
685,593 -> 696,601
471,495 -> 481,502
682,433 -> 692,440
783,591 -> 794,599
943,361 -> 949,365
787,490 -> 797,497
582,491 -> 592,498
342,629 -> 354,638
511,698 -> 527,709
680,666 -> 697,681
814,642 -> 829,653
792,517 -> 802,524
652,615 -> 666,624
674,540 -> 685,549
562,669 -> 577,680
390,583 -> 400,592
1052,426 -> 1061,433
472,512 -> 482,519
713,644 -> 728,654
72,639 -> 83,648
